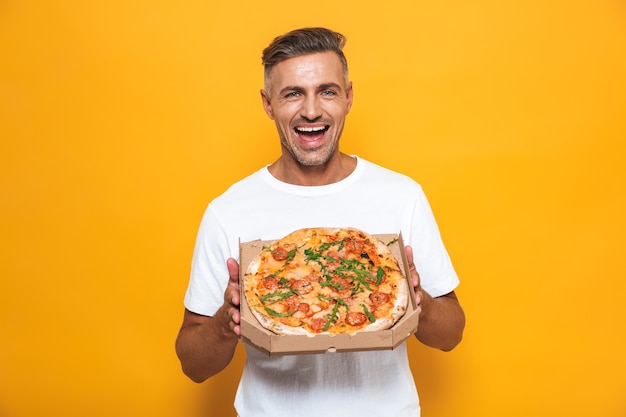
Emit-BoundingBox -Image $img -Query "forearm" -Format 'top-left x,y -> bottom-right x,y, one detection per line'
175,309 -> 239,383
415,291 -> 465,351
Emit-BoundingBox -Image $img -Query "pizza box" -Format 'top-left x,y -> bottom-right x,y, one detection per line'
239,232 -> 419,355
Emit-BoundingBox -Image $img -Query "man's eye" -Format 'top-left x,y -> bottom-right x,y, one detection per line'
321,90 -> 336,96
285,91 -> 300,98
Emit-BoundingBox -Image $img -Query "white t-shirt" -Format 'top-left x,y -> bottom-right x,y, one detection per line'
184,156 -> 459,417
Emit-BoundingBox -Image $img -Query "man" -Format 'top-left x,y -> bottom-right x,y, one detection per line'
175,27 -> 465,416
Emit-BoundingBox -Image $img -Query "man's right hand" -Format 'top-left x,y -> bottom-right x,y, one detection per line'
174,257 -> 242,382
219,257 -> 241,337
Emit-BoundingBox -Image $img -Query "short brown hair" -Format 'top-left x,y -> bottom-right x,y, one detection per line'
262,27 -> 348,88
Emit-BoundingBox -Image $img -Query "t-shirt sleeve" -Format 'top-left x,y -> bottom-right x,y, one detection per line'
183,206 -> 233,316
407,187 -> 460,298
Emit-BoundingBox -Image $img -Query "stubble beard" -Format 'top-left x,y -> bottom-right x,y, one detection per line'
280,133 -> 337,167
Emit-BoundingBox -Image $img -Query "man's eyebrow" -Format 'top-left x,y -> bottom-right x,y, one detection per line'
318,82 -> 342,91
278,83 -> 343,96
278,86 -> 304,95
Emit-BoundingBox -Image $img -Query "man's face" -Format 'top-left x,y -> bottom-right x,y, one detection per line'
261,52 -> 353,167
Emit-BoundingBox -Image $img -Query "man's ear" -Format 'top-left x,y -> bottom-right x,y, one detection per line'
345,81 -> 354,113
260,89 -> 274,120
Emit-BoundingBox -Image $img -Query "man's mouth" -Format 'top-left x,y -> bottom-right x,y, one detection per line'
294,125 -> 330,141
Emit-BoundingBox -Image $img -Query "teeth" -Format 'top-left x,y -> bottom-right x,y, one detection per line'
296,126 -> 326,132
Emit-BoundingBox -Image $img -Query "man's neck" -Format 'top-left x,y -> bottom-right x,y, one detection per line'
268,153 -> 357,186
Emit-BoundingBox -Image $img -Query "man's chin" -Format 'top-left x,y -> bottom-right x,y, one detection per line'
295,150 -> 335,167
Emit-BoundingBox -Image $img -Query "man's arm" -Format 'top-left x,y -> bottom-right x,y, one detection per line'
175,258 -> 241,383
406,246 -> 465,351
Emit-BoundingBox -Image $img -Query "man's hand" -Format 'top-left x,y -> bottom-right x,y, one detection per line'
221,258 -> 242,336
405,245 -> 426,317
175,258 -> 243,382
404,245 -> 465,351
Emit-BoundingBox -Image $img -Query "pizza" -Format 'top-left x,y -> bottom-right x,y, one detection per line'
242,227 -> 409,336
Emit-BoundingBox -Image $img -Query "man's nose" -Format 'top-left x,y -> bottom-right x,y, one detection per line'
300,95 -> 322,120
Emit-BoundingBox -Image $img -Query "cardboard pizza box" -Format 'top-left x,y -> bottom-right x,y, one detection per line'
239,232 -> 419,355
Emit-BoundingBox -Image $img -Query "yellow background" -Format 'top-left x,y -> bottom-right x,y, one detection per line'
1,1 -> 625,416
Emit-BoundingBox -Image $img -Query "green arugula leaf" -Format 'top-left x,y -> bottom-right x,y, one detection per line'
264,307 -> 296,317
376,266 -> 385,285
361,304 -> 376,323
259,290 -> 295,304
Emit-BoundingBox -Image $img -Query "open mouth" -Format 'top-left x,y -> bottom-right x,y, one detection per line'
295,125 -> 330,138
